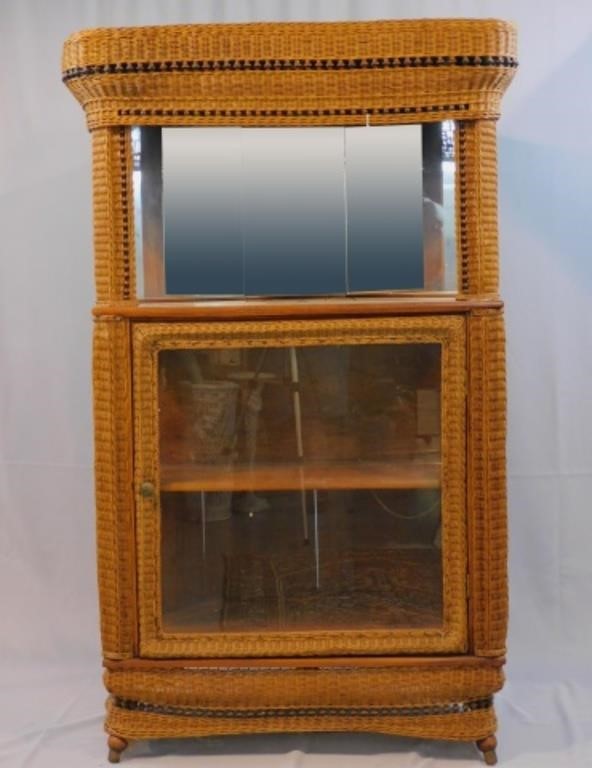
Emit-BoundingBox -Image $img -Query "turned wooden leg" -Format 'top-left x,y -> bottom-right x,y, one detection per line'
476,735 -> 498,765
108,735 -> 128,763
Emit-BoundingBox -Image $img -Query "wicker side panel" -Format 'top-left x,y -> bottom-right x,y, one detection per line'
94,317 -> 136,658
457,121 -> 500,296
92,128 -> 135,302
105,698 -> 496,743
105,664 -> 503,709
468,310 -> 507,656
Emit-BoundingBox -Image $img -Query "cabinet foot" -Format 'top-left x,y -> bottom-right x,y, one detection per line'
476,735 -> 497,765
108,735 -> 128,763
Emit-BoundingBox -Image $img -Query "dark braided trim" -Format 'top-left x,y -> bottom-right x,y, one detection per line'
63,55 -> 518,82
117,104 -> 470,119
117,128 -> 132,299
113,696 -> 493,719
457,122 -> 471,293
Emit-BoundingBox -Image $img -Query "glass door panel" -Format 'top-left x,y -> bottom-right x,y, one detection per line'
158,343 -> 443,634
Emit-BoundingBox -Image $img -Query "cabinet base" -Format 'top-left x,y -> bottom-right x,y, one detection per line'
106,698 -> 498,762
104,657 -> 503,761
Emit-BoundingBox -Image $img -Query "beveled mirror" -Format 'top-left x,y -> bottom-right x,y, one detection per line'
132,122 -> 456,298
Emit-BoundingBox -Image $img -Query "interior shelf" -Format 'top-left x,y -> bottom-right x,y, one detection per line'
160,460 -> 441,492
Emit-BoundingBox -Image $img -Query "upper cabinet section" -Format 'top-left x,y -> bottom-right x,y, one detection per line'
63,19 -> 517,304
62,19 -> 517,131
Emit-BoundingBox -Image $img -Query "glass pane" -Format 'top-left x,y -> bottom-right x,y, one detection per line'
133,123 -> 456,297
161,128 -> 244,296
158,343 -> 443,633
241,128 -> 346,296
346,125 -> 423,291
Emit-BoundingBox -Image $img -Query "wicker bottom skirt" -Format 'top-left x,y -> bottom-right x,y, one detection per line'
104,659 -> 502,743
106,698 -> 497,743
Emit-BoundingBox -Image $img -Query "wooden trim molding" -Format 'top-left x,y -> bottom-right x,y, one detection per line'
92,297 -> 503,320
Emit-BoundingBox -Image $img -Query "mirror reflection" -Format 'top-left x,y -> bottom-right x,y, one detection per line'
132,123 -> 456,298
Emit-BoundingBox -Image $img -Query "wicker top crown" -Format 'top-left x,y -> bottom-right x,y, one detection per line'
63,18 -> 517,130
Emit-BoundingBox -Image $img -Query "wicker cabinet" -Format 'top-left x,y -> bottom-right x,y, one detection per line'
63,19 -> 516,765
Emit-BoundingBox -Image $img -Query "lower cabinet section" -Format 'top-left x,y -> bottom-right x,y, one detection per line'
95,309 -> 507,766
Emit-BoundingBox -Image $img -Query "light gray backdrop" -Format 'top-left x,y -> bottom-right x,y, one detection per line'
1,1 -> 591,766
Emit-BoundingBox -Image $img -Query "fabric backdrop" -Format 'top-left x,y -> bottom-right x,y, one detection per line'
1,1 -> 591,766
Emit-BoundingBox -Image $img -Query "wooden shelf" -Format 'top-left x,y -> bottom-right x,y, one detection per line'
160,460 -> 440,492
94,295 -> 503,320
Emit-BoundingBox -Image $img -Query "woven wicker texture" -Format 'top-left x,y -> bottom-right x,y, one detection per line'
62,19 -> 517,130
133,316 -> 467,659
93,318 -> 136,658
104,663 -> 503,708
92,129 -> 135,302
105,697 -> 497,742
457,121 -> 500,295
468,309 -> 508,656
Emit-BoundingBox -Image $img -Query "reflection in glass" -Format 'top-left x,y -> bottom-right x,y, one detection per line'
241,129 -> 347,296
346,125 -> 423,291
132,123 -> 456,298
157,343 -> 443,634
161,129 -> 244,295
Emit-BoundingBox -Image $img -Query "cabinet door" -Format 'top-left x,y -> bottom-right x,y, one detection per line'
133,316 -> 467,657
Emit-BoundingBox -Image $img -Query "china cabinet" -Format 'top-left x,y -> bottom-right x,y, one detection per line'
63,18 -> 516,764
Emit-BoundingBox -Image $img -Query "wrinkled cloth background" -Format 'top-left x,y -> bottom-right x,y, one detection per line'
1,1 -> 591,766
